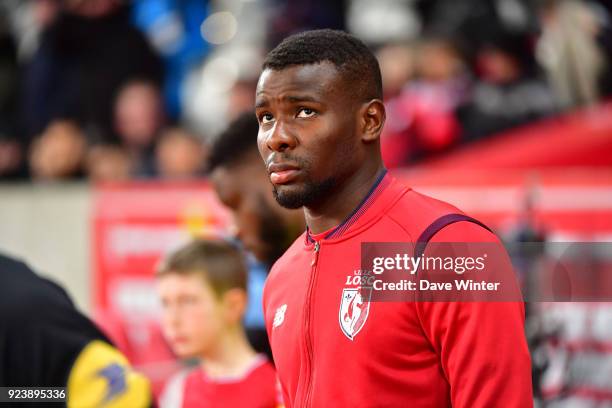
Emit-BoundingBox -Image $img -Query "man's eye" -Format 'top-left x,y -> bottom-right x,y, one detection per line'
297,108 -> 316,118
260,113 -> 274,124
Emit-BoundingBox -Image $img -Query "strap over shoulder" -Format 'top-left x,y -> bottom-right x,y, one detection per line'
414,214 -> 492,259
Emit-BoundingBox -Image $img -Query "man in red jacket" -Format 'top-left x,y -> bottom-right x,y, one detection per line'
255,29 -> 532,407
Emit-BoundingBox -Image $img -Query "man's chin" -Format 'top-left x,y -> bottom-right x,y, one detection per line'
272,178 -> 337,209
272,185 -> 307,209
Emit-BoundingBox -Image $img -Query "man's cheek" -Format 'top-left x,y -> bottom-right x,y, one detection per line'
257,134 -> 269,160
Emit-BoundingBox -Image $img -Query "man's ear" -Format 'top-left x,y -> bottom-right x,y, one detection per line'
359,99 -> 386,143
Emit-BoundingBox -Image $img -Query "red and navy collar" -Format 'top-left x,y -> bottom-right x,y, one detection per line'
306,169 -> 390,243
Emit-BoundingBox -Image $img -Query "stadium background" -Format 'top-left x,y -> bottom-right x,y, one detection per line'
1,0 -> 611,404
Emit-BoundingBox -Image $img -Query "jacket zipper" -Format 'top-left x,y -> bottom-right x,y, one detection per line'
303,240 -> 320,407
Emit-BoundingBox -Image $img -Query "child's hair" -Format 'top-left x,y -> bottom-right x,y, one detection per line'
156,239 -> 247,297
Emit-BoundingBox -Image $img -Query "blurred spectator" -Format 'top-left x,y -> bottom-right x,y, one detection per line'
267,0 -> 346,47
226,79 -> 258,123
377,42 -> 416,99
0,25 -> 24,179
348,0 -> 421,44
458,33 -> 556,140
155,127 -> 206,180
156,239 -> 278,407
181,45 -> 264,140
0,139 -> 23,179
0,25 -> 18,136
20,0 -> 162,142
376,43 -> 416,168
420,0 -> 534,45
29,120 -> 86,181
0,0 -> 62,61
130,0 -> 211,119
537,0 -> 611,108
114,78 -> 165,178
380,37 -> 467,167
86,144 -> 132,183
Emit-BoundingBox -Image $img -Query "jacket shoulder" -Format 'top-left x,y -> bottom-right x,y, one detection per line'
384,189 -> 465,237
0,253 -> 32,276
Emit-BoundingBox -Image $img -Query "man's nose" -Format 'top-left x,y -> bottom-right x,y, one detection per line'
266,121 -> 297,153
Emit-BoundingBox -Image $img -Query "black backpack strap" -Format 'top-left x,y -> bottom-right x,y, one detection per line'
414,214 -> 492,259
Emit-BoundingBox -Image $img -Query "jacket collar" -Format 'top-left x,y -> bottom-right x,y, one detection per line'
305,170 -> 409,245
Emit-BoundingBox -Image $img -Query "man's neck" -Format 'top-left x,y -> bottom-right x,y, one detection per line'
304,161 -> 385,235
200,326 -> 259,379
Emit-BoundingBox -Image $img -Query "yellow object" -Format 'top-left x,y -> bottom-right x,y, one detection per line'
67,340 -> 151,408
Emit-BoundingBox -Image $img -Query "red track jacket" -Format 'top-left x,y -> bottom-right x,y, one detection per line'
263,172 -> 532,407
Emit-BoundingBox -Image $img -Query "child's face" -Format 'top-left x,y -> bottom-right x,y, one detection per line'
157,273 -> 225,359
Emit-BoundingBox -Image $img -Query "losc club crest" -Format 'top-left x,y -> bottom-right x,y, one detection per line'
339,287 -> 372,340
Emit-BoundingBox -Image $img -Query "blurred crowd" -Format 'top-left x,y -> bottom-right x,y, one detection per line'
0,0 -> 611,181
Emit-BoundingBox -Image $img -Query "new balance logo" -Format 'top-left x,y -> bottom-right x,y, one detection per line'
273,304 -> 287,328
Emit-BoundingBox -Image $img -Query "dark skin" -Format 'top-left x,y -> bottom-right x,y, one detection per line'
210,150 -> 304,265
255,62 -> 386,234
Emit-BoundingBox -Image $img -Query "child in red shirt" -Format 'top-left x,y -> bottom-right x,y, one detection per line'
156,239 -> 279,408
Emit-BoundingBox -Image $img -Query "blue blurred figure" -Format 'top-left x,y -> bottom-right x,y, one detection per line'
131,0 -> 211,119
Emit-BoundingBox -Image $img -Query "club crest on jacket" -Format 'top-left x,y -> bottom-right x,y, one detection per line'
339,287 -> 372,340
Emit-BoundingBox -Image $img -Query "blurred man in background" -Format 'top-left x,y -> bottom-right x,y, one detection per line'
113,78 -> 166,178
458,32 -> 556,141
207,112 -> 304,358
155,127 -> 207,180
0,251 -> 151,407
379,36 -> 468,166
85,143 -> 132,182
208,112 -> 304,267
156,239 -> 278,408
29,119 -> 86,180
20,0 -> 162,142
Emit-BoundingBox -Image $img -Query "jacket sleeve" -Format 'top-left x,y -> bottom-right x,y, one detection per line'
414,221 -> 533,408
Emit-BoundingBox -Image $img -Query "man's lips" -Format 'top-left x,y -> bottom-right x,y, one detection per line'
268,163 -> 301,185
